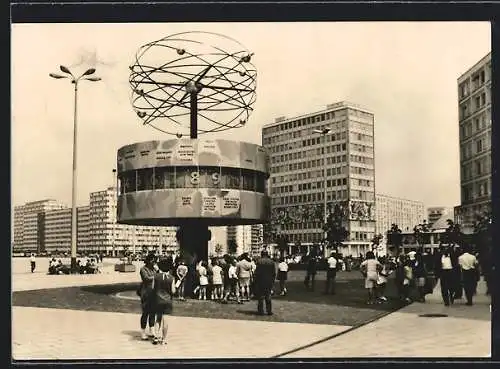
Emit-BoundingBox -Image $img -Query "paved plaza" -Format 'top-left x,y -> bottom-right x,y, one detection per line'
11,257 -> 491,360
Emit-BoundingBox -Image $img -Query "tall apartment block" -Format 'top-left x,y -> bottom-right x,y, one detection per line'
226,224 -> 264,257
44,206 -> 91,252
13,199 -> 67,254
455,52 -> 492,233
375,194 -> 426,235
262,101 -> 376,257
12,187 -> 178,255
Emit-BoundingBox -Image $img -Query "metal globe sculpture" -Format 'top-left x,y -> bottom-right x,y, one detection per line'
118,32 -> 269,280
129,31 -> 257,138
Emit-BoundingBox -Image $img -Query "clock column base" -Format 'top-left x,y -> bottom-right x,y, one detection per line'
176,223 -> 211,297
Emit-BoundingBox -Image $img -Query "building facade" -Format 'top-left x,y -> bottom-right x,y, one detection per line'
262,101 -> 376,257
427,207 -> 453,228
44,206 -> 90,253
226,224 -> 264,257
13,199 -> 67,253
456,52 -> 492,233
375,194 -> 426,235
12,188 -> 178,255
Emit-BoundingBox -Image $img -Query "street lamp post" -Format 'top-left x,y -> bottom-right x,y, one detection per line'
313,127 -> 331,258
50,66 -> 101,273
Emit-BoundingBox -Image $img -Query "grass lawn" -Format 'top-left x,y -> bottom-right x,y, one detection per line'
12,270 -> 407,326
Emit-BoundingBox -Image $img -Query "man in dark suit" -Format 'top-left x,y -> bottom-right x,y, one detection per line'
254,250 -> 276,316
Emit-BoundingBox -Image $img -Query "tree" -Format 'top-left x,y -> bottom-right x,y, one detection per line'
227,239 -> 238,255
444,219 -> 463,247
214,243 -> 223,257
262,222 -> 275,246
387,223 -> 403,257
323,206 -> 348,252
472,211 -> 492,258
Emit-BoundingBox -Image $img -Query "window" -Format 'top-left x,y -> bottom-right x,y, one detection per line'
476,139 -> 483,153
154,167 -> 175,189
476,160 -> 482,176
475,96 -> 481,109
136,168 -> 154,191
460,105 -> 468,119
121,171 -> 136,193
221,167 -> 241,189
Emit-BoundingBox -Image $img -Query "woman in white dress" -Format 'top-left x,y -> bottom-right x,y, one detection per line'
360,251 -> 383,304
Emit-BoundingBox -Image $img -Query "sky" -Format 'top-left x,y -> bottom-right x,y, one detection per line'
11,22 -> 491,211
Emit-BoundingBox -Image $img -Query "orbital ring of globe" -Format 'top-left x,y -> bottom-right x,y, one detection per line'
129,31 -> 257,137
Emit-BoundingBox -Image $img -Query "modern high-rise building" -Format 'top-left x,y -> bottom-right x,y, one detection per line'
13,199 -> 67,254
12,188 -> 178,255
262,101 -> 376,257
226,224 -> 264,257
208,226 -> 227,257
427,207 -> 453,228
44,206 -> 90,253
456,52 -> 492,233
375,194 -> 426,235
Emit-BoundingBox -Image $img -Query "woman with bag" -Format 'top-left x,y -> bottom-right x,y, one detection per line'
152,262 -> 176,345
139,253 -> 157,340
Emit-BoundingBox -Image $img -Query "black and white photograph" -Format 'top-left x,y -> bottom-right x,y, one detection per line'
11,20 -> 492,359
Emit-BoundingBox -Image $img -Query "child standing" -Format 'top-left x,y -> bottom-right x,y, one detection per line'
227,259 -> 241,303
198,261 -> 208,300
176,260 -> 188,301
277,257 -> 289,296
211,260 -> 224,301
376,259 -> 392,302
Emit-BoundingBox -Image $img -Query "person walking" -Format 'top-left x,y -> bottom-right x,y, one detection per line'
277,257 -> 289,296
139,253 -> 157,340
402,257 -> 414,303
324,252 -> 338,295
30,253 -> 36,273
304,251 -> 318,291
453,246 -> 464,301
152,262 -> 176,345
458,244 -> 480,306
435,245 -> 458,306
413,252 -> 428,303
254,250 -> 276,315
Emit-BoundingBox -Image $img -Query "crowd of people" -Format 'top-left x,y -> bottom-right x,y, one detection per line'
362,243 -> 482,306
46,255 -> 101,275
298,242 -> 485,306
138,250 -> 277,345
